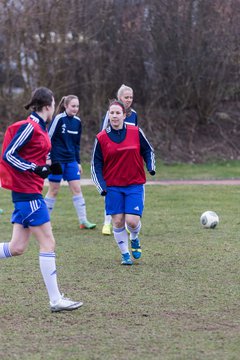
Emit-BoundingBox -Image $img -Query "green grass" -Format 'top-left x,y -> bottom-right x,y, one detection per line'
1,184 -> 240,359
82,159 -> 240,181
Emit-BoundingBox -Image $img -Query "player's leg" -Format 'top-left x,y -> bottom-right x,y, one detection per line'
0,223 -> 31,259
102,200 -> 112,235
69,179 -> 96,230
30,221 -> 62,304
125,185 -> 144,259
106,187 -> 132,265
0,200 -> 35,259
69,179 -> 96,229
29,199 -> 82,311
31,222 -> 82,312
64,161 -> 96,229
45,180 -> 61,215
125,214 -> 141,239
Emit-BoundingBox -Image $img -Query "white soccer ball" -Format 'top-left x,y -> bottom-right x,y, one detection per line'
200,211 -> 219,229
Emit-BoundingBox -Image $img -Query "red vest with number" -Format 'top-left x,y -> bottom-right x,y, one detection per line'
97,125 -> 146,187
0,117 -> 51,193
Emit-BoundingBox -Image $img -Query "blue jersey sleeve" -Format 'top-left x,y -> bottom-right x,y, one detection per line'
139,128 -> 156,174
75,121 -> 81,164
47,115 -> 61,161
135,112 -> 138,126
91,138 -> 107,194
48,115 -> 61,140
3,123 -> 36,172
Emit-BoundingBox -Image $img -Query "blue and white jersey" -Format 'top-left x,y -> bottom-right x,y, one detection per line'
101,108 -> 138,130
48,111 -> 82,164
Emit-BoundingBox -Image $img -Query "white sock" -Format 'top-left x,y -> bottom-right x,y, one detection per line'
72,195 -> 87,223
44,197 -> 56,216
113,227 -> 129,254
104,212 -> 112,226
126,221 -> 141,240
0,243 -> 12,258
39,252 -> 61,303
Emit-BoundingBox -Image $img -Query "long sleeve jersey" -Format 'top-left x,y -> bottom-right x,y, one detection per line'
91,124 -> 155,194
0,112 -> 51,201
48,111 -> 82,164
101,108 -> 138,130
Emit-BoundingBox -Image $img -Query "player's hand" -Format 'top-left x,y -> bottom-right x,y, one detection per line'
149,170 -> 155,176
34,165 -> 51,179
101,190 -> 107,196
50,162 -> 62,175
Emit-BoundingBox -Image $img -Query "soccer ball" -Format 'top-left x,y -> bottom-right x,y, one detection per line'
200,211 -> 219,229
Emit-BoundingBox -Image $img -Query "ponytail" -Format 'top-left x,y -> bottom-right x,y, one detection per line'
24,87 -> 53,112
54,96 -> 66,115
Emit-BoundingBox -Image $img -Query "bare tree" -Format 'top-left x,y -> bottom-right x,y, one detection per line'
0,0 -> 239,161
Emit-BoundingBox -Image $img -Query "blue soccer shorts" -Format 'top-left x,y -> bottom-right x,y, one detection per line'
11,199 -> 50,228
105,184 -> 145,216
48,161 -> 80,182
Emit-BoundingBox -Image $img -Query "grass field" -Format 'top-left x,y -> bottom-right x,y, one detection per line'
1,181 -> 240,359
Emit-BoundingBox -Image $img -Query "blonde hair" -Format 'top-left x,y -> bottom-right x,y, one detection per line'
55,95 -> 79,115
117,84 -> 133,100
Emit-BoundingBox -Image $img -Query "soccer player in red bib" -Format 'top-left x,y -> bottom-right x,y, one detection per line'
0,87 -> 83,312
91,100 -> 155,265
100,84 -> 138,236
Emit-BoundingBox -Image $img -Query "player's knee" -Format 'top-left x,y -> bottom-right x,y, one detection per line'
126,219 -> 139,229
70,186 -> 81,195
50,188 -> 59,197
47,183 -> 60,197
112,220 -> 124,228
10,244 -> 26,256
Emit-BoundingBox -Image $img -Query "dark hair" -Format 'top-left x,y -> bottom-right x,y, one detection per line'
55,95 -> 78,115
108,99 -> 126,113
24,87 -> 54,111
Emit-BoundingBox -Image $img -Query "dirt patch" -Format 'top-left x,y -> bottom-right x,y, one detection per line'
44,179 -> 240,186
